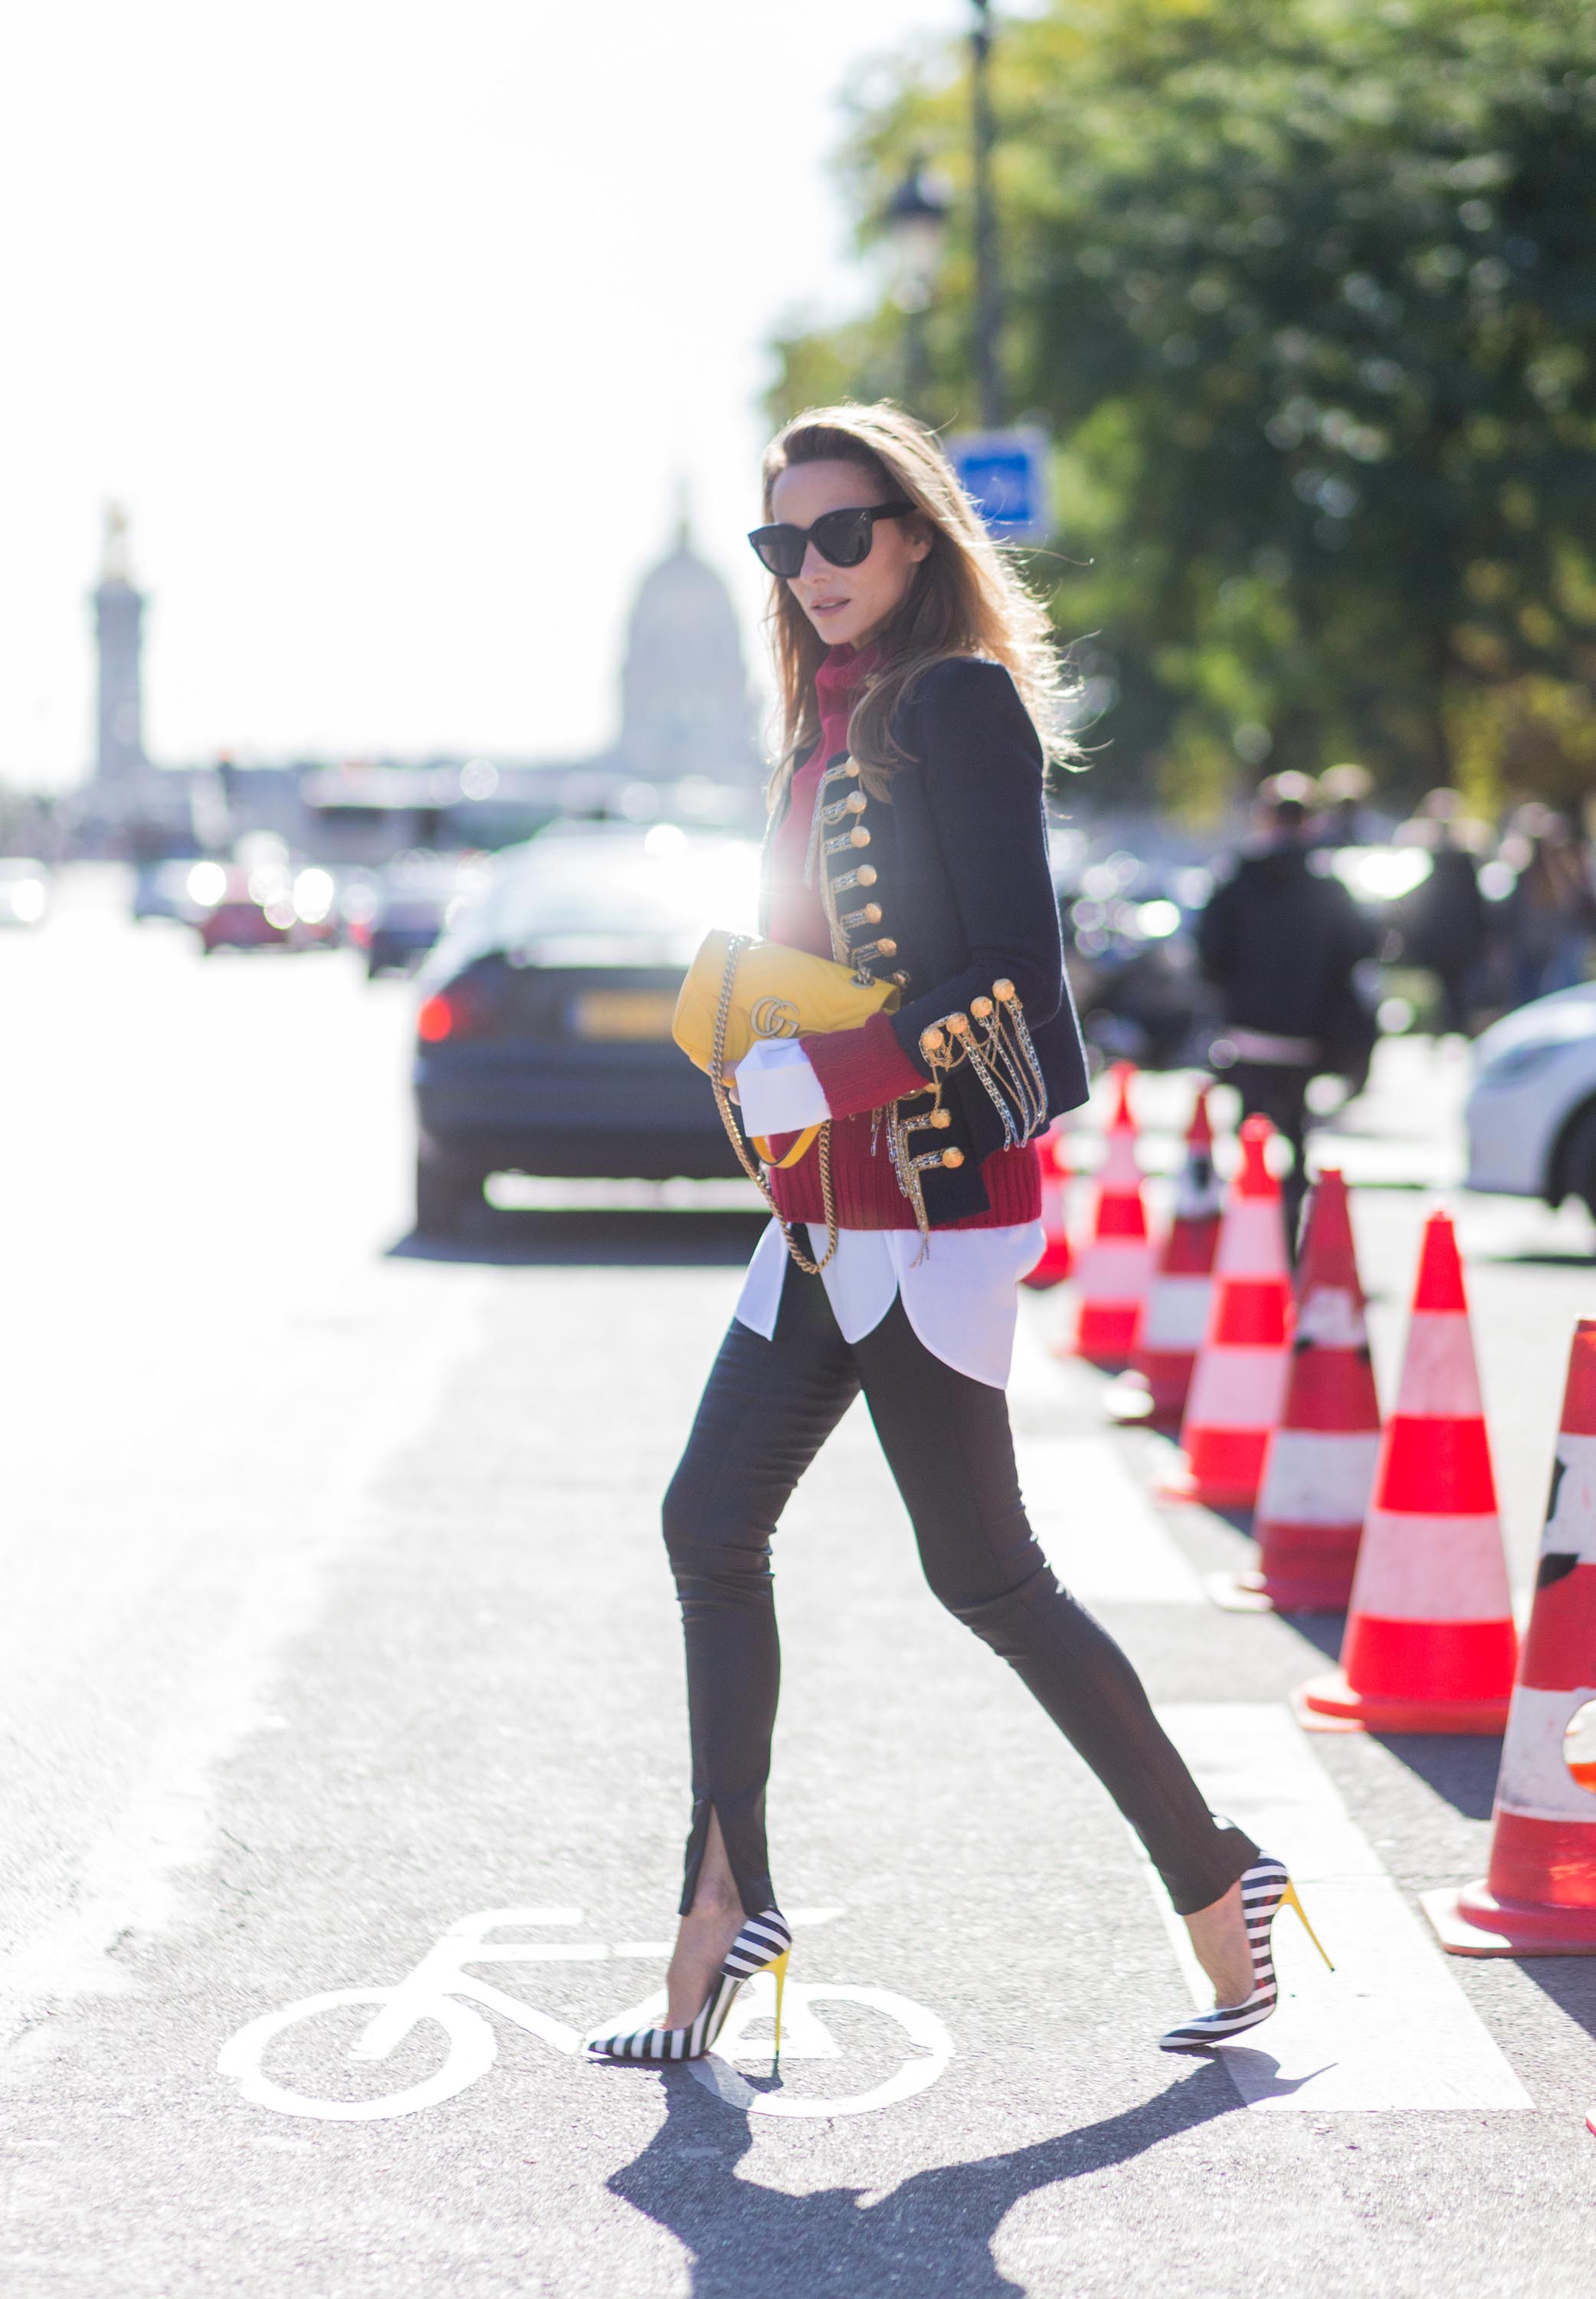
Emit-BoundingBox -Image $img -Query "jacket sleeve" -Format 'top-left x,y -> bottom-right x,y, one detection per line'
800,1008 -> 928,1118
1329,877 -> 1378,969
1195,875 -> 1240,986
887,658 -> 1063,1076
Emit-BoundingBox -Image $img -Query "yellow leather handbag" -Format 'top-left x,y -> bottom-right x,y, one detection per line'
672,930 -> 900,1274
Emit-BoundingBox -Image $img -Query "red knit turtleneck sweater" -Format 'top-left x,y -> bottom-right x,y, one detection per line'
759,643 -> 1041,1231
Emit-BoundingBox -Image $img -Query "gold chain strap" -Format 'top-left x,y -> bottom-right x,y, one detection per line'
709,934 -> 839,1276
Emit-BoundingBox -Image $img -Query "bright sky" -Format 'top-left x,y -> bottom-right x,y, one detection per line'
0,1 -> 993,789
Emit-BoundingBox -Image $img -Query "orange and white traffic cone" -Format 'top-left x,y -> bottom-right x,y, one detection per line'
1067,1064 -> 1153,1369
1424,1318 -> 1596,1950
1122,1085 -> 1223,1429
1213,1169 -> 1381,1612
1162,1114 -> 1292,1507
1296,1209 -> 1516,1733
1021,1120 -> 1073,1291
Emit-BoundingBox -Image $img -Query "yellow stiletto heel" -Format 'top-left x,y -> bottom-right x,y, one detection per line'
1160,1854 -> 1334,2052
769,1948 -> 791,2063
1281,1880 -> 1334,1969
586,1909 -> 792,2065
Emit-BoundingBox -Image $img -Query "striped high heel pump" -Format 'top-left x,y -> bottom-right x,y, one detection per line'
585,1908 -> 792,2065
1158,1855 -> 1332,2051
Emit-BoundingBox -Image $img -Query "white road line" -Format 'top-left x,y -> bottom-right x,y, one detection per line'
1144,1704 -> 1532,2113
1008,1303 -> 1204,1605
1017,1436 -> 1204,1605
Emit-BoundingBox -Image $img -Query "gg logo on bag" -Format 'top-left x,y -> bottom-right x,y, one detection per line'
750,996 -> 801,1040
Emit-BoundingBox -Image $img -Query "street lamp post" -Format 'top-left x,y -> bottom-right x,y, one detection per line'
970,0 -> 1004,428
885,162 -> 952,408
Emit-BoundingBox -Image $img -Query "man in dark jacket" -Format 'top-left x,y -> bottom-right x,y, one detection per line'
1394,789 -> 1488,1037
1198,774 -> 1375,1241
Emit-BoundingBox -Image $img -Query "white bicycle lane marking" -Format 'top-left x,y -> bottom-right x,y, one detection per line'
218,1906 -> 955,2124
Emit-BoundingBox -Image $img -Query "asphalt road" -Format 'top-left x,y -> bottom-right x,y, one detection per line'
4,871 -> 1596,2299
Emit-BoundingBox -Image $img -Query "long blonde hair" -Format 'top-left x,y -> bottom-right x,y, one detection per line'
759,402 -> 1075,806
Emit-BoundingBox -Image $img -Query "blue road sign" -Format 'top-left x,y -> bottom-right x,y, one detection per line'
948,427 -> 1051,543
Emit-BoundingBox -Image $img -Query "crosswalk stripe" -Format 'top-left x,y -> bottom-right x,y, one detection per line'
1005,1296 -> 1204,1604
1143,1704 -> 1532,2112
1016,1435 -> 1204,1605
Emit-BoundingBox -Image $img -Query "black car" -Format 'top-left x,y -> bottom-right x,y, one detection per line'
353,856 -> 477,978
411,823 -> 761,1232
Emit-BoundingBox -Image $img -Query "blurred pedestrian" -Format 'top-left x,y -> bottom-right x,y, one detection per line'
1393,789 -> 1487,1038
1503,805 -> 1596,1008
1313,761 -> 1376,851
589,402 -> 1306,2070
1198,772 -> 1374,1241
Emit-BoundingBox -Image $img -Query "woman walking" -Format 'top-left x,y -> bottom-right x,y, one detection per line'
588,405 -> 1326,2066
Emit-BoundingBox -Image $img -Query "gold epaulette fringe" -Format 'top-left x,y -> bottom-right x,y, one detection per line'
888,979 -> 1049,1256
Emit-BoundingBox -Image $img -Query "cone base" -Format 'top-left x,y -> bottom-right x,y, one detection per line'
1054,1337 -> 1139,1372
1102,1375 -> 1158,1425
1067,1304 -> 1141,1371
1205,1569 -> 1348,1617
1157,1469 -> 1260,1510
1162,1427 -> 1269,1509
1294,1669 -> 1510,1736
1251,1523 -> 1361,1614
1421,1881 -> 1596,1957
1127,1352 -> 1197,1430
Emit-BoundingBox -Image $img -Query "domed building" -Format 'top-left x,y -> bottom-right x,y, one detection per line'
611,510 -> 760,786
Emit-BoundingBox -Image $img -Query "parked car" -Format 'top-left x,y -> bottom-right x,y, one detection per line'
0,858 -> 51,927
349,854 -> 480,978
188,859 -> 341,953
412,822 -> 759,1233
1464,982 -> 1596,1216
1057,854 -> 1220,1071
132,858 -> 208,924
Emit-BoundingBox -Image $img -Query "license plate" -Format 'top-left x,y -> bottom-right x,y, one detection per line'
572,989 -> 678,1041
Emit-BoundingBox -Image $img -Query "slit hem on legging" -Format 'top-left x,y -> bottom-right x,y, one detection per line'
679,1796 -> 775,1922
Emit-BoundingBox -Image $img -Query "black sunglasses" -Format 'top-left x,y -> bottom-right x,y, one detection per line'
747,500 -> 914,579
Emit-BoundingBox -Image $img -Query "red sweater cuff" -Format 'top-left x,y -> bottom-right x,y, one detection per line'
801,1012 -> 927,1120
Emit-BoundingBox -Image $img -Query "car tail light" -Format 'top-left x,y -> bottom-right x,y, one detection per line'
418,979 -> 495,1043
418,994 -> 455,1042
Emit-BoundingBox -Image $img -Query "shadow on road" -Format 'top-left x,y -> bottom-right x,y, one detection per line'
606,2061 -> 1244,2299
389,1210 -> 769,1268
1477,1248 -> 1596,1268
1280,1612 -> 1350,1665
1364,1732 -> 1502,1823
1511,1956 -> 1596,2043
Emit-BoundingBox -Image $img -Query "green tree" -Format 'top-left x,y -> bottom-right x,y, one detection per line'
772,0 -> 1596,814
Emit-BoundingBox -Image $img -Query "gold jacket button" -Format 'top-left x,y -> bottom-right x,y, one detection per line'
860,903 -> 882,925
930,1107 -> 952,1130
992,978 -> 1016,1002
919,1025 -> 945,1054
947,1012 -> 970,1036
970,995 -> 994,1020
856,864 -> 877,887
850,827 -> 870,848
941,1147 -> 965,1169
875,937 -> 897,958
844,791 -> 867,815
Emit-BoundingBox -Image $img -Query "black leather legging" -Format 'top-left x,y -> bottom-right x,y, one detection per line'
662,1263 -> 1259,1920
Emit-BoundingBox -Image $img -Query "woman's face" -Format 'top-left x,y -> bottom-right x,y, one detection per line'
769,457 -> 931,651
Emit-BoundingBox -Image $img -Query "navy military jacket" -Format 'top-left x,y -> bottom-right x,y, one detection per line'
764,655 -> 1091,1225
